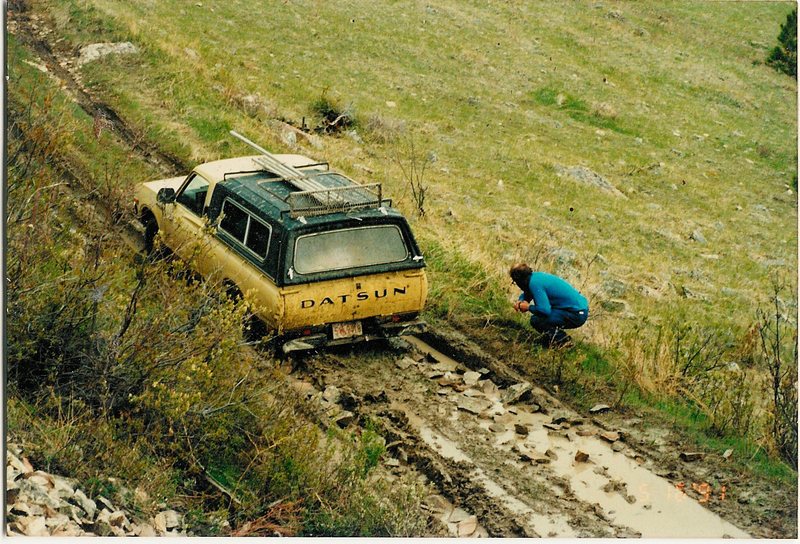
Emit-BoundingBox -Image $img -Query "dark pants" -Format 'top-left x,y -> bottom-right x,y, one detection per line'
530,308 -> 588,334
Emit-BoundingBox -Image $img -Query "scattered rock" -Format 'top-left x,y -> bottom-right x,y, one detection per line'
433,360 -> 459,373
70,489 -> 96,520
463,371 -> 481,386
457,397 -> 493,415
334,410 -> 356,428
457,515 -> 478,536
543,423 -> 562,431
16,515 -> 49,536
514,424 -> 529,436
137,523 -> 157,537
153,511 -> 168,534
448,507 -> 470,523
97,495 -> 115,511
612,442 -> 626,453
574,451 -> 590,463
689,229 -> 707,244
396,357 -> 416,370
555,165 -> 628,198
322,385 -> 341,404
545,449 -> 559,461
602,278 -> 628,297
722,449 -> 734,460
589,404 -> 611,414
77,42 -> 139,66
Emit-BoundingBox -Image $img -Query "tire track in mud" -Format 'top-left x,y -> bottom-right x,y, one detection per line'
8,0 -> 187,176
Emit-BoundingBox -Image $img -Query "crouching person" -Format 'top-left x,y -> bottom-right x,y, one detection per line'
510,263 -> 589,348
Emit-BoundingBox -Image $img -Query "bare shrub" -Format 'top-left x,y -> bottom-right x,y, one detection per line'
393,134 -> 430,217
757,278 -> 798,467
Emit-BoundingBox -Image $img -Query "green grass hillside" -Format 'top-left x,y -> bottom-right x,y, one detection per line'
7,0 -> 798,535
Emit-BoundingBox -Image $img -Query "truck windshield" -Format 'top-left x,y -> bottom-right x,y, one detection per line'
294,225 -> 408,274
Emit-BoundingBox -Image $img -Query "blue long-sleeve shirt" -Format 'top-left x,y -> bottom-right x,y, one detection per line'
518,272 -> 588,317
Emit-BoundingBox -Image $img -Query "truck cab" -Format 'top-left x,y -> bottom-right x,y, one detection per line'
134,132 -> 427,353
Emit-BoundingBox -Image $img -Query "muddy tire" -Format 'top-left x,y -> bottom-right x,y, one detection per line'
142,212 -> 160,254
224,281 -> 269,344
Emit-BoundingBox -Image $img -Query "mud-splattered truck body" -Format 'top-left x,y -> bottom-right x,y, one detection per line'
134,132 -> 427,352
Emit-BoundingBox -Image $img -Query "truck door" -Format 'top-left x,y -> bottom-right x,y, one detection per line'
163,173 -> 215,271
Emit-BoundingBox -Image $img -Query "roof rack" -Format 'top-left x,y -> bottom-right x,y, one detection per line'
230,130 -> 385,217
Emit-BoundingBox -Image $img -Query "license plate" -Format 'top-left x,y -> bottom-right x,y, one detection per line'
332,320 -> 363,340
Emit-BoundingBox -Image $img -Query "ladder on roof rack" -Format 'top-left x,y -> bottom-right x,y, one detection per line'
230,130 -> 333,194
229,130 -> 385,218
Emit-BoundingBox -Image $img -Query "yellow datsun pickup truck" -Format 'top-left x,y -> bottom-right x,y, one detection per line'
134,131 -> 427,353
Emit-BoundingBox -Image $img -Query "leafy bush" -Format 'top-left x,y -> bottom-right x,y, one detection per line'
767,8 -> 797,78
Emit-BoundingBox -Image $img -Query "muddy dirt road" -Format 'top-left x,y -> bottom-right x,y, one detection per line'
7,2 -> 795,537
288,337 -> 750,538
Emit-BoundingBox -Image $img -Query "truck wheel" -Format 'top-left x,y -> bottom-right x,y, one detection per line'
223,281 -> 268,343
142,213 -> 159,254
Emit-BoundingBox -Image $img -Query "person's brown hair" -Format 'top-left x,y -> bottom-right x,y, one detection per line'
509,263 -> 532,287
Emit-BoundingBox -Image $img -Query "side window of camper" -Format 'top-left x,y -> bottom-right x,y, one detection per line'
219,199 -> 270,259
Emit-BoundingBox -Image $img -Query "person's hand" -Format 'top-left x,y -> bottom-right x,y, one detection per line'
513,300 -> 530,312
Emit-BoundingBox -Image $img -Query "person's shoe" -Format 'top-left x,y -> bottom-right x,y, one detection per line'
536,329 -> 572,349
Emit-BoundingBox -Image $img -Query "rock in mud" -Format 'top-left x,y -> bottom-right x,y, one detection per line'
574,451 -> 590,463
589,404 -> 611,414
502,382 -> 532,404
551,413 -> 569,425
514,424 -> 529,436
611,442 -> 625,453
457,397 -> 492,415
679,451 -> 705,462
545,449 -> 558,460
489,423 -> 506,433
599,431 -> 620,443
463,371 -> 481,386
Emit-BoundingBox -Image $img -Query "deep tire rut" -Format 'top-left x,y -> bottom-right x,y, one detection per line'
9,0 -> 187,176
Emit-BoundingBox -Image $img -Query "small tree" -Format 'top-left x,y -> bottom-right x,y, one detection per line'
767,8 -> 797,78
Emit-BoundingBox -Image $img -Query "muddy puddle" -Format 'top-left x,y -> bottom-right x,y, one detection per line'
405,337 -> 751,539
398,403 -> 576,537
